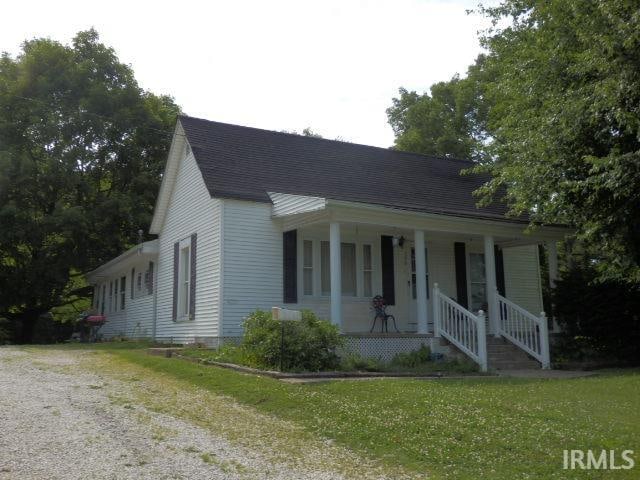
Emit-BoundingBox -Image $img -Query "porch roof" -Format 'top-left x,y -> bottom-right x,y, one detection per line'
86,240 -> 158,283
269,193 -> 570,243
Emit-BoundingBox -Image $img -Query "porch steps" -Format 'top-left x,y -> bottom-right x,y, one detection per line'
486,336 -> 540,370
438,336 -> 541,370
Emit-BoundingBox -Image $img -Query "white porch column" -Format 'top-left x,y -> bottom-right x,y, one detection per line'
547,241 -> 559,288
414,230 -> 428,334
329,222 -> 342,329
483,235 -> 499,336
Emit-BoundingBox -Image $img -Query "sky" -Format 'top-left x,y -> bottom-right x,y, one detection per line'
1,0 -> 495,147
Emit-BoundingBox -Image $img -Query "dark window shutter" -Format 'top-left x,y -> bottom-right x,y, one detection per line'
381,235 -> 395,305
147,261 -> 154,295
131,268 -> 135,299
454,242 -> 468,308
494,245 -> 505,296
172,242 -> 179,321
283,230 -> 297,303
190,233 -> 197,318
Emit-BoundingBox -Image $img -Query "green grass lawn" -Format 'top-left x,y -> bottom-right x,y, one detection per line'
88,344 -> 640,479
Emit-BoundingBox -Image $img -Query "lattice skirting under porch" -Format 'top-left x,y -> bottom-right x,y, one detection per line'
340,334 -> 434,363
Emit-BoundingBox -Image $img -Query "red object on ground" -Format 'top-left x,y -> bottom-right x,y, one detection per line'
85,315 -> 106,324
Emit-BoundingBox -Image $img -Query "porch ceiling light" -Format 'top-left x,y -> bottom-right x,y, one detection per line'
392,235 -> 405,248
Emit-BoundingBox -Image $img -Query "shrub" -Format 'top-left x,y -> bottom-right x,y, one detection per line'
553,265 -> 640,364
390,345 -> 431,368
241,309 -> 342,371
341,353 -> 385,372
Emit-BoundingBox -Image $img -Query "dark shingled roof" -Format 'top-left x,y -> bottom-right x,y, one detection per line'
179,115 -> 519,222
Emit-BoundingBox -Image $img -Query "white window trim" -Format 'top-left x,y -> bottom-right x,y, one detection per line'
177,236 -> 192,321
299,234 -> 380,301
302,239 -> 314,297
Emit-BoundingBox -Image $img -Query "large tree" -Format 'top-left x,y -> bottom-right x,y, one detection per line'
386,58 -> 490,161
388,1 -> 640,282
0,30 -> 179,340
472,0 -> 640,282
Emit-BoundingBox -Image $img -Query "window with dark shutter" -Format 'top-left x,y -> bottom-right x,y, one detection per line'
495,245 -> 505,296
283,230 -> 297,303
147,261 -> 154,295
454,242 -> 468,308
380,235 -> 395,305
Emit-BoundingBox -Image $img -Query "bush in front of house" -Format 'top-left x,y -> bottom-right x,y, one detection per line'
553,264 -> 640,365
390,345 -> 432,368
340,353 -> 386,372
241,309 -> 343,371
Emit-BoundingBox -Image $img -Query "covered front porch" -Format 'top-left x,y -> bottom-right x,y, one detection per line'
274,193 -> 566,370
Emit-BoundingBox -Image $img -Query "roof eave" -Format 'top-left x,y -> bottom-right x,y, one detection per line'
149,121 -> 187,235
86,240 -> 159,283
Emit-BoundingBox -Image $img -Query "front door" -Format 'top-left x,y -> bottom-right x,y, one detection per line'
407,243 -> 430,332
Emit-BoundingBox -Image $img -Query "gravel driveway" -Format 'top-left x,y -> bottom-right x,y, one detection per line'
0,347 -> 400,480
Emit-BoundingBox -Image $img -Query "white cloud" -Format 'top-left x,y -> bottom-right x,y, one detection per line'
1,0 -> 495,147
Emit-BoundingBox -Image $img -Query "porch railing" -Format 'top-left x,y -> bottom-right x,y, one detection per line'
497,293 -> 550,369
433,283 -> 487,372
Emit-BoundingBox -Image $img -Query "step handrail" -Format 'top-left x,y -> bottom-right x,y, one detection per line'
433,283 -> 487,372
496,293 -> 550,369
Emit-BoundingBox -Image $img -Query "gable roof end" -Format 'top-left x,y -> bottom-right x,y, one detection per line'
149,120 -> 187,235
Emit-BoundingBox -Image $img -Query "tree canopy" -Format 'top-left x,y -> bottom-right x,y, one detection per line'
0,29 -> 179,339
387,60 -> 490,161
388,0 -> 640,282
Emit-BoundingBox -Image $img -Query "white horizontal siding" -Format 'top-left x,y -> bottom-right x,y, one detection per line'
220,204 -> 464,335
155,151 -> 222,343
503,244 -> 544,315
269,192 -> 326,217
95,261 -> 156,339
124,295 -> 154,338
222,200 -> 282,336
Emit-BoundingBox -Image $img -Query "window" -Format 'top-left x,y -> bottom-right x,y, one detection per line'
303,240 -> 313,295
320,241 -> 356,296
120,276 -> 126,310
145,261 -> 155,295
100,285 -> 106,315
178,242 -> 191,318
108,281 -> 113,312
362,244 -> 373,298
137,272 -> 143,294
469,253 -> 486,312
341,243 -> 356,296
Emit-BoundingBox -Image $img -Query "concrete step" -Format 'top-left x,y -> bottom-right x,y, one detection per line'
439,335 -> 542,370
